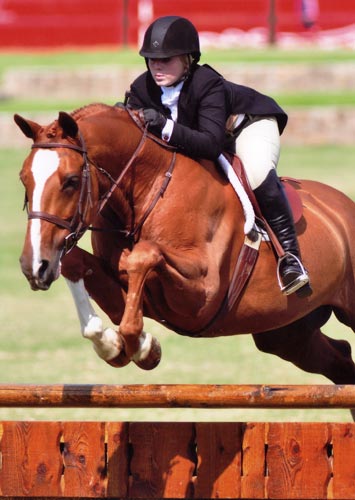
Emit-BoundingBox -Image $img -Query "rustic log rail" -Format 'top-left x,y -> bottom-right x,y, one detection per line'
2,384 -> 355,498
1,383 -> 355,408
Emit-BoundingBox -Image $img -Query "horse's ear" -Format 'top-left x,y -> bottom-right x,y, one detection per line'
14,114 -> 41,139
58,111 -> 78,138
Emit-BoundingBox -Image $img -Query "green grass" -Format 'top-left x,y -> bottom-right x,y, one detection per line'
280,145 -> 355,200
0,99 -> 108,113
202,47 -> 355,64
1,47 -> 355,112
0,47 -> 354,73
0,49 -> 139,73
278,93 -> 355,107
2,91 -> 355,114
1,145 -> 355,422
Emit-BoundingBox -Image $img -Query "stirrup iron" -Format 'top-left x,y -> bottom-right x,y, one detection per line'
277,252 -> 309,296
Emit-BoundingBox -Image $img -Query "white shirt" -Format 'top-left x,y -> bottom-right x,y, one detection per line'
159,80 -> 245,142
160,81 -> 183,141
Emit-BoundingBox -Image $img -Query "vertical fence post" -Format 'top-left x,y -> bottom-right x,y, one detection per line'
122,0 -> 129,47
268,0 -> 277,45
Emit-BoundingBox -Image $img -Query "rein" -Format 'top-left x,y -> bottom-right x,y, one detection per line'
96,106 -> 176,242
98,117 -> 148,214
26,107 -> 177,253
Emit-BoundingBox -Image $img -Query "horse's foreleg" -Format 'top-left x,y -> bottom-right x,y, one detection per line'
118,241 -> 163,370
65,278 -> 130,366
61,246 -> 130,367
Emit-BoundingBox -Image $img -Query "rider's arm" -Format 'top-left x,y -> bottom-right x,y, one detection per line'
167,71 -> 227,160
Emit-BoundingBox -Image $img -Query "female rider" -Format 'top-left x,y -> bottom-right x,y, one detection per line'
125,15 -> 310,297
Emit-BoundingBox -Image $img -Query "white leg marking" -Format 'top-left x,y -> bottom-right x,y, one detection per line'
91,328 -> 121,361
31,150 -> 60,274
65,278 -> 121,361
65,278 -> 101,335
131,331 -> 153,362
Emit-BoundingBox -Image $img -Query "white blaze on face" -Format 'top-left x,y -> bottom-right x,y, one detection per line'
30,150 -> 60,274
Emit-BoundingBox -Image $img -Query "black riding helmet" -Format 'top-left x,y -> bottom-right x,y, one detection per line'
139,16 -> 201,62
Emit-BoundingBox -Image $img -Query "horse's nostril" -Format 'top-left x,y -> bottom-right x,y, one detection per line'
38,260 -> 49,279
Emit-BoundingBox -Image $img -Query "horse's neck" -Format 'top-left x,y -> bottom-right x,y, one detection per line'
132,142 -> 174,205
90,121 -> 173,221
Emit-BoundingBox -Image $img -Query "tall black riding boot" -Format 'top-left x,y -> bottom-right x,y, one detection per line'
253,170 -> 311,296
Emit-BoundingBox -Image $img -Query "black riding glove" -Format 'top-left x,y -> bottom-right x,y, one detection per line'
143,108 -> 167,136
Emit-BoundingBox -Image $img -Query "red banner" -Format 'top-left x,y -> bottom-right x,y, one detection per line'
0,0 -> 354,48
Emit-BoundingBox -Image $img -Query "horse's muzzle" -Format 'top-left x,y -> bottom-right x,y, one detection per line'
20,254 -> 61,291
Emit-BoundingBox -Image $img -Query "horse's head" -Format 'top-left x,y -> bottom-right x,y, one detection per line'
15,112 -> 98,290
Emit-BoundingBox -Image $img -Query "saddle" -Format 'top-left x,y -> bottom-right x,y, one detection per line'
226,153 -> 303,257
198,154 -> 304,333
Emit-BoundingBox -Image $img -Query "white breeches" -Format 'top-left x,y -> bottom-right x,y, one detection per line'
234,117 -> 281,190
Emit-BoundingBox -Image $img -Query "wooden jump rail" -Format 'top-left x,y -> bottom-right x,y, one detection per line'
1,383 -> 355,408
1,384 -> 355,499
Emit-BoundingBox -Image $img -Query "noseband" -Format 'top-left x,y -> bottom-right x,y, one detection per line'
28,134 -> 93,254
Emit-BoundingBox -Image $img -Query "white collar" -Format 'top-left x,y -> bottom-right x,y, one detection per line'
161,81 -> 184,121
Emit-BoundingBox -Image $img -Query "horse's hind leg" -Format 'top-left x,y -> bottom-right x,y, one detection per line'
253,306 -> 355,384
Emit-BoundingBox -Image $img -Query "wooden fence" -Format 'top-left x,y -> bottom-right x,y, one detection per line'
1,384 -> 355,499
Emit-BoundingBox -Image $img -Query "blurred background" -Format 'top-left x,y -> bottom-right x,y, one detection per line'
0,0 -> 354,49
0,0 -> 355,422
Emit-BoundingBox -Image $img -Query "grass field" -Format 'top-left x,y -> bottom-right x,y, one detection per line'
1,47 -> 355,70
3,92 -> 355,114
1,47 -> 355,112
1,47 -> 355,422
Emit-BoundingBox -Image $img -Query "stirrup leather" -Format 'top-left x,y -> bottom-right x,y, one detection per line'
277,252 -> 309,296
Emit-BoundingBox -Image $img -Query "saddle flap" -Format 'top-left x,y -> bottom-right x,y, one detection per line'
281,177 -> 303,224
228,154 -> 303,225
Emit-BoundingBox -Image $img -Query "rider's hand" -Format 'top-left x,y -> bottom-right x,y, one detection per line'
142,108 -> 167,135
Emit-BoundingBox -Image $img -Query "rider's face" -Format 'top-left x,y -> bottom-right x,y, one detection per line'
148,55 -> 188,86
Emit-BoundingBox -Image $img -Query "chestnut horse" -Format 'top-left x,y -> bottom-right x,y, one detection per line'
15,103 -> 355,384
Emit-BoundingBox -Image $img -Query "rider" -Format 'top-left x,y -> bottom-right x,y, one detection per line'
125,15 -> 311,297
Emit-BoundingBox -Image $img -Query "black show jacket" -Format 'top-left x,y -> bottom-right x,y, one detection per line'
126,64 -> 288,160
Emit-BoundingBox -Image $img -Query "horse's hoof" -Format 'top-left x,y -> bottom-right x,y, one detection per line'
93,330 -> 131,368
133,335 -> 162,370
105,351 -> 131,368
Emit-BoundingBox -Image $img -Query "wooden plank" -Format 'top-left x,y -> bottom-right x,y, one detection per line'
241,422 -> 266,499
194,422 -> 242,499
106,421 -> 129,498
4,420 -> 355,499
0,421 -> 62,497
129,422 -> 195,498
1,384 -> 355,408
266,423 -> 331,499
62,422 -> 106,497
331,423 -> 355,499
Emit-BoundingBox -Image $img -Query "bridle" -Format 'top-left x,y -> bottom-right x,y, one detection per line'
26,110 -> 177,254
28,134 -> 93,254
25,107 -> 176,255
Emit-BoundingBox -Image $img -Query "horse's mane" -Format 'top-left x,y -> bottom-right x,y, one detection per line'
71,102 -> 117,122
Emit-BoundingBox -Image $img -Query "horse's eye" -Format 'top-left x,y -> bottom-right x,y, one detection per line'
62,175 -> 80,192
